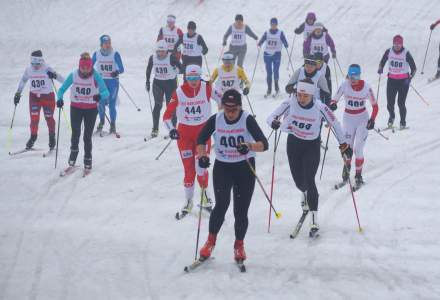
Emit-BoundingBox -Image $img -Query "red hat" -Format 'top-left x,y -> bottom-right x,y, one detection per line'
393,35 -> 403,46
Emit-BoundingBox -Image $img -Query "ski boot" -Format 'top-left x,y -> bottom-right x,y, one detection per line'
25,134 -> 37,150
309,211 -> 320,239
182,198 -> 193,214
274,80 -> 280,97
400,121 -> 407,130
200,233 -> 216,259
68,149 -> 79,166
435,70 -> 440,79
150,129 -> 159,138
96,120 -> 104,132
201,190 -> 213,213
301,191 -> 309,212
83,157 -> 92,176
342,164 -> 351,183
264,87 -> 272,99
234,239 -> 246,261
49,133 -> 56,150
110,122 -> 116,134
387,117 -> 394,129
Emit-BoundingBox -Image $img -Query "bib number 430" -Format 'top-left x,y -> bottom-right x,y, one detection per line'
31,79 -> 45,88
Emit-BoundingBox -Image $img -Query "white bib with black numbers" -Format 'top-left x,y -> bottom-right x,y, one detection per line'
230,25 -> 246,46
70,71 -> 98,105
214,111 -> 255,163
215,65 -> 240,93
298,67 -> 321,99
310,33 -> 328,56
264,30 -> 282,55
26,65 -> 53,94
94,50 -> 117,79
182,33 -> 202,57
281,96 -> 323,140
153,54 -> 176,80
162,26 -> 179,50
387,48 -> 409,75
176,81 -> 211,125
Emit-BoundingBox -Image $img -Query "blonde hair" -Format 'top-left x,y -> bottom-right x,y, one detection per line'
80,52 -> 91,60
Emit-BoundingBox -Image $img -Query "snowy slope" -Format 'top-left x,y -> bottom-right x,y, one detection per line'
1,0 -> 440,299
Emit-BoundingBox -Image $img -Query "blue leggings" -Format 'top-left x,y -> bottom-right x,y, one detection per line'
263,51 -> 281,91
99,79 -> 119,123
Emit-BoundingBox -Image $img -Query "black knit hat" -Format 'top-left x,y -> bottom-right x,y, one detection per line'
235,14 -> 243,21
31,50 -> 43,57
222,89 -> 242,106
188,21 -> 196,30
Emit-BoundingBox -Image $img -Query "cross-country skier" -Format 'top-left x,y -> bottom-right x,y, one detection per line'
378,35 -> 416,129
173,21 -> 208,80
222,14 -> 258,67
197,89 -> 268,265
163,65 -> 213,217
258,17 -> 289,98
285,55 -> 331,105
146,40 -> 183,138
329,64 -> 378,189
314,52 -> 332,96
57,53 -> 109,174
267,78 -> 352,238
14,50 -> 64,150
294,12 -> 321,41
92,35 -> 124,135
157,14 -> 184,60
210,52 -> 251,108
303,23 -> 336,64
430,19 -> 440,79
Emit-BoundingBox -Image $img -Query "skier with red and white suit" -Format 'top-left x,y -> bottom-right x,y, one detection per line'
163,65 -> 213,218
157,14 -> 184,60
329,64 -> 378,189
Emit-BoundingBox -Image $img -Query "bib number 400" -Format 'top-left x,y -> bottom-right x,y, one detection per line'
220,135 -> 245,148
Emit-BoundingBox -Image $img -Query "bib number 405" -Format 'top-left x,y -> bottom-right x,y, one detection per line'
220,135 -> 245,148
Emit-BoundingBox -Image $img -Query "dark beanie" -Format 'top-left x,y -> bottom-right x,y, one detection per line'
222,89 -> 242,106
235,14 -> 243,21
31,50 -> 43,57
188,21 -> 196,30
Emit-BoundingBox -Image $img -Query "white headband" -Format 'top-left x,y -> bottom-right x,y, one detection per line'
296,81 -> 315,95
167,15 -> 176,22
31,56 -> 44,65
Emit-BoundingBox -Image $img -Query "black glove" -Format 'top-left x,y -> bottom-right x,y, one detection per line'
56,99 -> 64,108
93,94 -> 100,102
198,156 -> 210,168
236,143 -> 250,155
14,92 -> 21,105
47,70 -> 57,79
366,119 -> 375,130
222,41 -> 227,46
378,67 -> 383,74
111,70 -> 119,78
285,84 -> 294,94
329,101 -> 337,111
271,119 -> 281,130
430,24 -> 436,30
243,87 -> 249,95
169,128 -> 180,140
339,143 -> 353,160
146,81 -> 150,92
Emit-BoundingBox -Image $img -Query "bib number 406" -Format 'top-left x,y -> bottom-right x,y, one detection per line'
220,135 -> 245,148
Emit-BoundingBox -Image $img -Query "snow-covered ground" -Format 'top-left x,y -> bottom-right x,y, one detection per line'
1,0 -> 440,299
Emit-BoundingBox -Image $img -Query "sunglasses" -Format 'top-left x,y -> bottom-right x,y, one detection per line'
186,76 -> 200,81
304,59 -> 317,66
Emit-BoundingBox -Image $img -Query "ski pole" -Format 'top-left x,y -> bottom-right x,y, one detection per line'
410,84 -> 430,106
203,55 -> 211,79
284,46 -> 295,74
54,107 -> 62,169
335,57 -> 345,78
343,158 -> 363,233
268,130 -> 281,232
147,90 -> 154,114
52,79 -> 71,132
287,34 -> 296,71
120,82 -> 142,111
373,128 -> 389,140
246,159 -> 282,219
319,127 -> 331,180
155,139 -> 172,160
6,104 -> 18,154
194,187 -> 205,260
333,59 -> 339,87
217,46 -> 225,66
249,48 -> 261,87
421,30 -> 433,75
266,104 -> 289,141
244,95 -> 256,117
376,75 -> 381,102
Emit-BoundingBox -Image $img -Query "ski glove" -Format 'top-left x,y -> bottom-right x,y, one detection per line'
339,143 -> 353,160
377,67 -> 383,74
47,70 -> 57,79
146,81 -> 150,92
93,94 -> 100,102
329,100 -> 337,111
243,87 -> 250,95
271,119 -> 281,130
198,156 -> 210,168
236,143 -> 250,155
111,71 -> 119,78
56,99 -> 64,108
285,83 -> 295,94
430,24 -> 436,30
222,41 -> 227,46
366,119 -> 375,130
14,92 -> 21,105
169,128 -> 180,140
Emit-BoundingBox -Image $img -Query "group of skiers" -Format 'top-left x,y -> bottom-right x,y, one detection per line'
11,12 -> 440,268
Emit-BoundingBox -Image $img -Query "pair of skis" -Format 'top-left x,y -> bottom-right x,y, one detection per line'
9,148 -> 53,158
184,257 -> 246,273
334,179 -> 364,192
59,165 -> 91,178
264,91 -> 280,99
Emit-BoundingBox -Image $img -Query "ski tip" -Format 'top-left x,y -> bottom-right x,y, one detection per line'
184,266 -> 189,272
275,212 -> 282,219
358,227 -> 364,233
